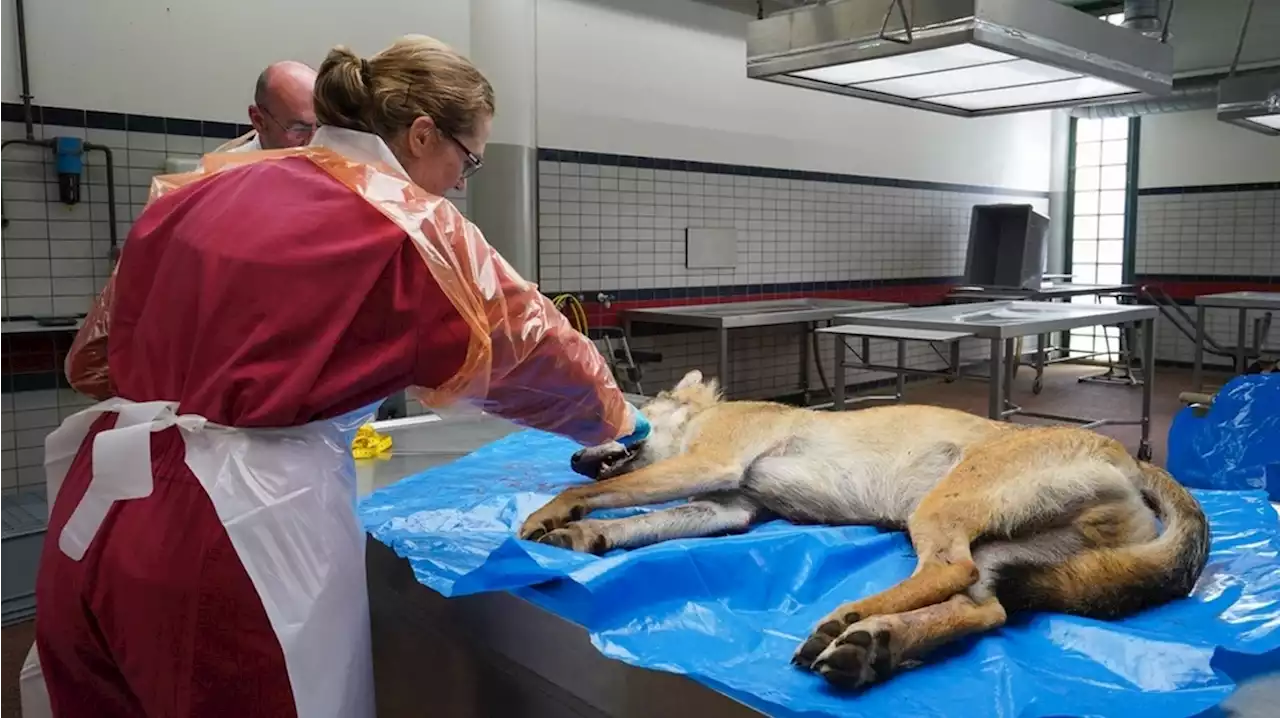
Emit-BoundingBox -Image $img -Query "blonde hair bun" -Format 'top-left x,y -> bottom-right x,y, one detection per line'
315,36 -> 495,140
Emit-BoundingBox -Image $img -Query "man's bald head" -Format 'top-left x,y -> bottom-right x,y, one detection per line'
248,61 -> 318,149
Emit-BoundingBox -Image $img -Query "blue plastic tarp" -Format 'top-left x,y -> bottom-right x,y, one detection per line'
1168,374 -> 1280,501
360,429 -> 1280,718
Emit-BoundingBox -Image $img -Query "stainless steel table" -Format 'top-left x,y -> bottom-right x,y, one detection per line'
835,301 -> 1160,460
817,323 -> 973,408
621,299 -> 904,399
949,283 -> 1138,393
361,409 -> 767,718
947,282 -> 1133,302
361,408 -> 1279,717
1193,291 -> 1280,391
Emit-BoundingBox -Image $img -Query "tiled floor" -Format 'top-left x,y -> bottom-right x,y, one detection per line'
0,363 -> 1237,717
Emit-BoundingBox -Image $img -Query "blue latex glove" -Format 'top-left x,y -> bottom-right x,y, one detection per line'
618,403 -> 651,448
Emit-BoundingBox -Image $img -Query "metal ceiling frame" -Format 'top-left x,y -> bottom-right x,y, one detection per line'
1217,69 -> 1280,136
1214,0 -> 1278,136
746,0 -> 1174,117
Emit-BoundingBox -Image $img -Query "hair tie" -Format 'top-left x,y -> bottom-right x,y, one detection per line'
359,58 -> 373,87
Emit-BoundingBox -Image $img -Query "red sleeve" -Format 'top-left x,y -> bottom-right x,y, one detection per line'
409,214 -> 631,447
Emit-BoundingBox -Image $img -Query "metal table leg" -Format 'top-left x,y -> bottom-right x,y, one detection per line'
1236,308 -> 1248,374
1139,318 -> 1155,461
718,328 -> 731,398
1193,305 -> 1205,391
895,339 -> 906,403
833,336 -> 846,412
1033,333 -> 1047,394
989,338 -> 1005,420
800,322 -> 812,403
1004,338 -> 1017,412
949,340 -> 962,381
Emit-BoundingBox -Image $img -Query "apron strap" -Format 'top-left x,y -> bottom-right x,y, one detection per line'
50,399 -> 208,561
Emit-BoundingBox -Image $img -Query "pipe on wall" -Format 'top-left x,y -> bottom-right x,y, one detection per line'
14,0 -> 35,139
3,0 -> 121,320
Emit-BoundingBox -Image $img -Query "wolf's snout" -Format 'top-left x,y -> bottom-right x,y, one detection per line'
570,442 -> 635,480
570,448 -> 599,478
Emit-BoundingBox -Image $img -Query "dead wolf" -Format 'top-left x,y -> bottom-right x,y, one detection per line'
518,370 -> 1209,690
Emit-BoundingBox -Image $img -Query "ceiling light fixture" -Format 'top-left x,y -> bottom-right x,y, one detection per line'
1215,0 -> 1277,137
747,0 -> 1175,117
1217,70 -> 1280,136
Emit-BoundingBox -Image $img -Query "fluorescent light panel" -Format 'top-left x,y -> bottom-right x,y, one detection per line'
1245,114 -> 1280,131
1217,71 -> 1280,137
933,76 -> 1134,110
791,44 -> 1011,86
787,43 -> 1138,112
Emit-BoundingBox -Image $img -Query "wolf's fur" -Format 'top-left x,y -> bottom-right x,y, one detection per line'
518,370 -> 1210,690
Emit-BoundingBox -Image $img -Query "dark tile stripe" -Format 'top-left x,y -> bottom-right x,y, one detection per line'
1,371 -> 68,393
538,148 -> 1050,199
126,113 -> 166,134
86,110 -> 126,131
1138,182 -> 1280,196
1,101 -> 242,139
6,100 -> 1049,201
202,120 -> 242,139
551,276 -> 961,303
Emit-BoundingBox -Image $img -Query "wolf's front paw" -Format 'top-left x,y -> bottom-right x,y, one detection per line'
792,605 -> 864,671
518,499 -> 585,542
810,617 -> 905,691
537,522 -> 611,554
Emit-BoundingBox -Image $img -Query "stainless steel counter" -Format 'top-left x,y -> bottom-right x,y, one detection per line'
621,298 -> 903,330
842,301 -> 1159,459
948,283 -> 1133,302
621,298 -> 905,399
363,411 -> 1279,717
362,409 -> 765,718
1192,292 -> 1280,390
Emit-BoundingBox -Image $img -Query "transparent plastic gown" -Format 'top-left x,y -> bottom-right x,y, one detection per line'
65,132 -> 633,445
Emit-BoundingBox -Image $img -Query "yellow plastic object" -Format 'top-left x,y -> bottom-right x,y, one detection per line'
351,424 -> 393,459
552,294 -> 590,335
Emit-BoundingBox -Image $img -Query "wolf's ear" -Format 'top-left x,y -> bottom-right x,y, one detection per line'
675,370 -> 704,391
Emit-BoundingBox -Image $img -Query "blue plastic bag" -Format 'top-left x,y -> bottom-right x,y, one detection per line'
1168,375 -> 1280,501
361,430 -> 1280,718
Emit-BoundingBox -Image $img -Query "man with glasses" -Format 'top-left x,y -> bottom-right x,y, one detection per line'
217,61 -> 318,152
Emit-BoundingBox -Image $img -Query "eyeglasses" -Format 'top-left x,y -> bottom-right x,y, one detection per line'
259,105 -> 317,139
445,133 -> 483,179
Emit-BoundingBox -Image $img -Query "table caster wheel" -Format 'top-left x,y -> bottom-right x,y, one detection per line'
1137,443 -> 1153,461
1032,378 -> 1043,395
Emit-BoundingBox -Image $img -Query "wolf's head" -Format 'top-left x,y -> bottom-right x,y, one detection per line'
569,369 -> 722,480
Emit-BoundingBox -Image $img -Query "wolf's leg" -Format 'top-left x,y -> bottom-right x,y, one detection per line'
537,493 -> 768,554
795,428 -> 1144,668
791,478 -> 1003,667
806,517 -> 1122,689
810,594 -> 1008,690
518,454 -> 743,541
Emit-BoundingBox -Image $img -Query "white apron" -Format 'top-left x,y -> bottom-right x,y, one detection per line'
26,398 -> 377,718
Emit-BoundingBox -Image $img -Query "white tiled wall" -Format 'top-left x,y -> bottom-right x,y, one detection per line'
537,155 -> 1050,398
1,388 -> 96,494
1136,188 -> 1279,365
537,160 -> 1047,293
1136,190 -> 1279,277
